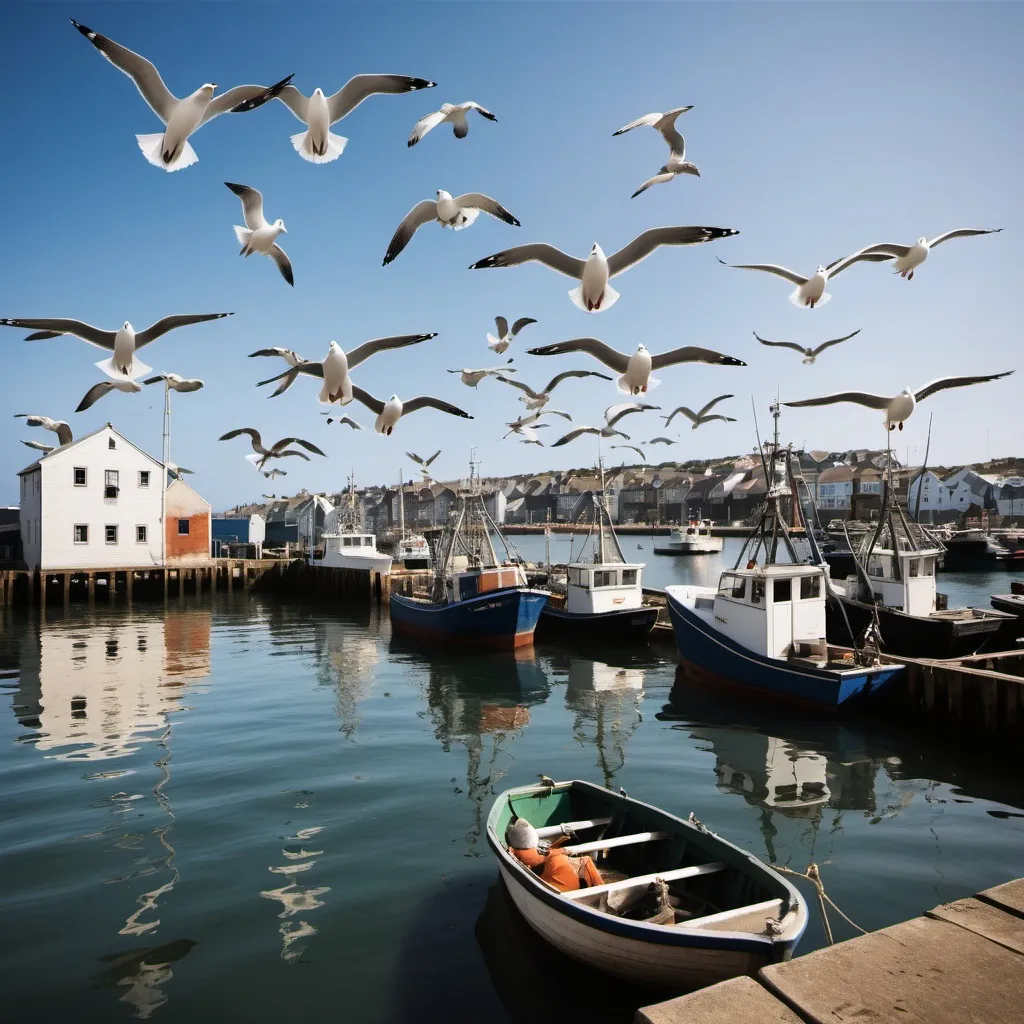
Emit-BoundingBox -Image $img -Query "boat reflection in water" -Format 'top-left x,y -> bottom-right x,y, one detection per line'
310,611 -> 379,739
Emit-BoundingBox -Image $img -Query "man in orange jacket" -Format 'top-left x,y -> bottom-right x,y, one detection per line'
506,819 -> 604,892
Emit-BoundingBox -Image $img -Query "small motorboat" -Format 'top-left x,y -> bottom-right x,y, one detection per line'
654,518 -> 723,556
487,779 -> 807,990
991,592 -> 1024,617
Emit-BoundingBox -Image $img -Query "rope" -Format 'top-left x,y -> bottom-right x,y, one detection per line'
770,862 -> 868,945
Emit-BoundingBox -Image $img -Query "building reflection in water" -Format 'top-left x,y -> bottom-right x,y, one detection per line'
12,609 -> 210,1018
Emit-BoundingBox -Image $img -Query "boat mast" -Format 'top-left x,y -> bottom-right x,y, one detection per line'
597,454 -> 607,564
398,467 -> 405,541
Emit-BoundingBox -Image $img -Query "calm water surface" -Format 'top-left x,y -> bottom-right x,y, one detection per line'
1,554 -> 1021,1022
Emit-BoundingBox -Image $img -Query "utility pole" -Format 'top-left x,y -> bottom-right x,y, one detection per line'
161,379 -> 171,566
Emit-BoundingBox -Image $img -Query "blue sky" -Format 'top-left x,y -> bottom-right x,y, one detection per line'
2,2 -> 1021,509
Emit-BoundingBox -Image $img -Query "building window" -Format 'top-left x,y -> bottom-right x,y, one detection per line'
74,467 -> 87,487
138,471 -> 150,488
177,519 -> 190,536
136,525 -> 148,543
74,524 -> 89,544
104,470 -> 119,499
105,525 -> 118,544
108,437 -> 116,450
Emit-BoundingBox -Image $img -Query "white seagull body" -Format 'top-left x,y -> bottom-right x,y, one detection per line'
408,101 -> 496,146
856,228 -> 1003,280
613,106 -> 699,198
277,76 -> 435,163
226,183 -> 292,286
70,19 -> 291,171
487,316 -> 537,355
784,372 -> 1014,430
526,339 -> 745,396
383,190 -> 520,265
142,373 -> 204,393
1,313 -> 231,380
754,329 -> 861,365
495,369 -> 613,410
471,226 -> 738,312
663,394 -> 736,429
448,364 -> 515,388
14,414 -> 73,447
76,378 -> 143,412
348,388 -> 472,436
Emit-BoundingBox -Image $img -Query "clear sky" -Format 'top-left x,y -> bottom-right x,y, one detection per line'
2,2 -> 1021,510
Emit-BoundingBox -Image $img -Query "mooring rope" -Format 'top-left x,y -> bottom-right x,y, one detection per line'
771,862 -> 868,944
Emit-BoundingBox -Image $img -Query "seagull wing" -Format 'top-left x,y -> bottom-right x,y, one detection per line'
14,414 -> 50,428
135,312 -> 233,347
494,316 -> 509,338
273,437 -> 327,457
526,338 -> 630,373
716,259 -> 807,285
784,391 -> 890,410
544,369 -> 614,393
249,347 -> 304,361
469,244 -> 585,277
407,109 -> 446,146
275,84 -> 310,122
649,346 -> 746,370
257,362 -> 324,397
349,387 -> 387,415
268,245 -> 294,287
753,331 -> 805,353
696,394 -> 735,419
401,397 -> 473,419
383,200 -> 438,265
855,241 -> 912,258
199,76 -> 295,124
662,407 -> 697,426
219,427 -> 265,452
1,317 -> 116,348
542,409 -> 573,421
22,440 -> 54,453
927,227 -> 1003,249
453,194 -> 520,226
225,182 -> 266,229
510,317 -> 537,337
327,74 -> 436,123
346,332 -> 436,369
466,102 -> 497,120
424,450 -> 442,466
809,329 -> 861,357
75,382 -> 117,412
613,445 -> 646,461
55,421 -> 74,446
824,249 -> 895,278
273,450 -> 311,461
698,415 -> 736,424
607,226 -> 738,277
605,402 -> 659,428
496,376 -> 540,399
655,107 -> 691,155
612,111 -> 664,135
70,19 -> 177,121
915,371 -> 1013,402
551,427 -> 599,447
405,452 -> 426,466
646,437 -> 675,445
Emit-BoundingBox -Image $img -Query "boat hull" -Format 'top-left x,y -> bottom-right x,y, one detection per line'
653,543 -> 723,556
310,552 -> 393,573
666,591 -> 902,708
537,604 -> 658,640
389,588 -> 548,649
991,594 -> 1024,617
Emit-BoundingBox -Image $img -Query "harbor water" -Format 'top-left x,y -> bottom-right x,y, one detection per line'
1,544 -> 1021,1022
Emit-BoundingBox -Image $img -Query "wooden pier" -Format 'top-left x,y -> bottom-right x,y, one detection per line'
637,877 -> 1024,1024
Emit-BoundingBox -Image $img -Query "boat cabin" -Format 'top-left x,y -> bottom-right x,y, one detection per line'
707,564 -> 827,660
856,545 -> 940,616
565,562 -> 644,615
446,564 -> 528,603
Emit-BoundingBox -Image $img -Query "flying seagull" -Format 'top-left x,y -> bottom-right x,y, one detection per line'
348,387 -> 472,435
551,425 -> 630,447
408,102 -> 497,146
219,428 -> 326,469
645,437 -> 675,446
383,190 -> 520,265
276,75 -> 436,163
14,414 -> 73,447
526,340 -> 746,395
517,426 -> 546,446
612,106 -> 699,198
470,226 -> 738,312
487,316 -> 537,355
783,372 -> 1014,430
605,402 -> 660,428
754,329 -> 861,365
495,369 -> 613,410
70,19 -> 291,171
321,413 -> 362,429
853,229 -> 1003,280
225,183 -> 292,286
0,313 -> 232,380
22,440 -> 56,454
249,346 -> 307,366
612,444 -> 647,462
142,373 -> 204,393
75,379 -> 142,412
256,334 -> 437,402
504,411 -> 571,437
406,450 -> 442,469
448,363 -> 515,387
263,468 -> 287,480
663,394 -> 736,429
716,249 -> 894,309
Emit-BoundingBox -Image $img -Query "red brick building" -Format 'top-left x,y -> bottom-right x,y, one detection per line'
165,478 -> 212,564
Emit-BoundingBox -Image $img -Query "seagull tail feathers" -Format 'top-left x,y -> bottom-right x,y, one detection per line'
486,333 -> 508,353
136,133 -> 198,172
790,287 -> 831,309
95,356 -> 151,382
570,282 -> 620,312
290,130 -> 347,163
233,225 -> 253,254
450,208 -> 481,231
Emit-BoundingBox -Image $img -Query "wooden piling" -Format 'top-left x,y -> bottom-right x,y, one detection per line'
62,572 -> 70,606
87,572 -> 95,603
107,571 -> 115,603
126,570 -> 133,604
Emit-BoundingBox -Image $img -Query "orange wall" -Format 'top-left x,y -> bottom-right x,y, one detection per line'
166,512 -> 210,563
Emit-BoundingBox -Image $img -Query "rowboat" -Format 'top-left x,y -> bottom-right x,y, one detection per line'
487,779 -> 807,989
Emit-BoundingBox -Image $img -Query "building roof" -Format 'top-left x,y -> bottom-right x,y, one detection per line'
18,422 -> 162,476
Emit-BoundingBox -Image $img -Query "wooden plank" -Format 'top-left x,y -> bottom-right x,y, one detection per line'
760,914 -> 1024,1024
563,862 -> 725,900
978,878 -> 1024,918
535,817 -> 613,840
686,898 -> 783,930
636,976 -> 803,1024
927,896 -> 1024,955
562,831 -> 668,856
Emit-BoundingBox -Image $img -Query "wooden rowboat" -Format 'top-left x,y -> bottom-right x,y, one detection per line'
486,780 -> 807,990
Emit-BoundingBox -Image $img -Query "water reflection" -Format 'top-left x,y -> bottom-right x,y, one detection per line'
90,939 -> 198,1020
310,613 -> 379,739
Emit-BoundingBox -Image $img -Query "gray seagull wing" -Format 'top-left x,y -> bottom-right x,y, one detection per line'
470,244 -> 585,277
346,333 -> 436,370
401,397 -> 473,419
649,346 -> 746,370
607,226 -> 738,277
526,338 -> 630,373
1,317 -> 116,348
383,200 -> 438,266
328,74 -> 436,123
135,312 -> 233,347
783,391 -> 890,410
915,371 -> 1013,402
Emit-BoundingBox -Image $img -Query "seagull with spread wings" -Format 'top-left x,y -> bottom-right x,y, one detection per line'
495,369 -> 613,410
70,19 -> 291,171
1,313 -> 232,380
225,183 -> 292,286
14,414 -> 73,448
487,316 -> 537,355
256,334 -> 437,402
322,413 -> 362,430
219,428 -> 326,470
517,426 -> 546,446
276,75 -> 435,163
645,437 -> 676,446
504,410 -> 571,438
663,394 -> 736,429
347,388 -> 472,435
754,329 -> 861,365
263,468 -> 287,480
549,404 -> 656,447
852,228 -> 1003,280
784,372 -> 1014,430
142,373 -> 204,393
613,106 -> 699,198
448,363 -> 515,388
612,444 -> 647,462
408,101 -> 496,146
383,190 -> 520,265
249,346 -> 307,367
471,225 -> 738,312
75,379 -> 143,412
526,340 -> 745,395
406,450 -> 442,470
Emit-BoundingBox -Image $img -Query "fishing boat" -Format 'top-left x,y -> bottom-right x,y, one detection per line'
664,406 -> 903,708
391,471 -> 432,570
990,592 -> 1024,617
310,476 -> 393,573
487,779 -> 807,989
389,456 -> 547,648
537,463 -> 658,640
654,518 -> 723,556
